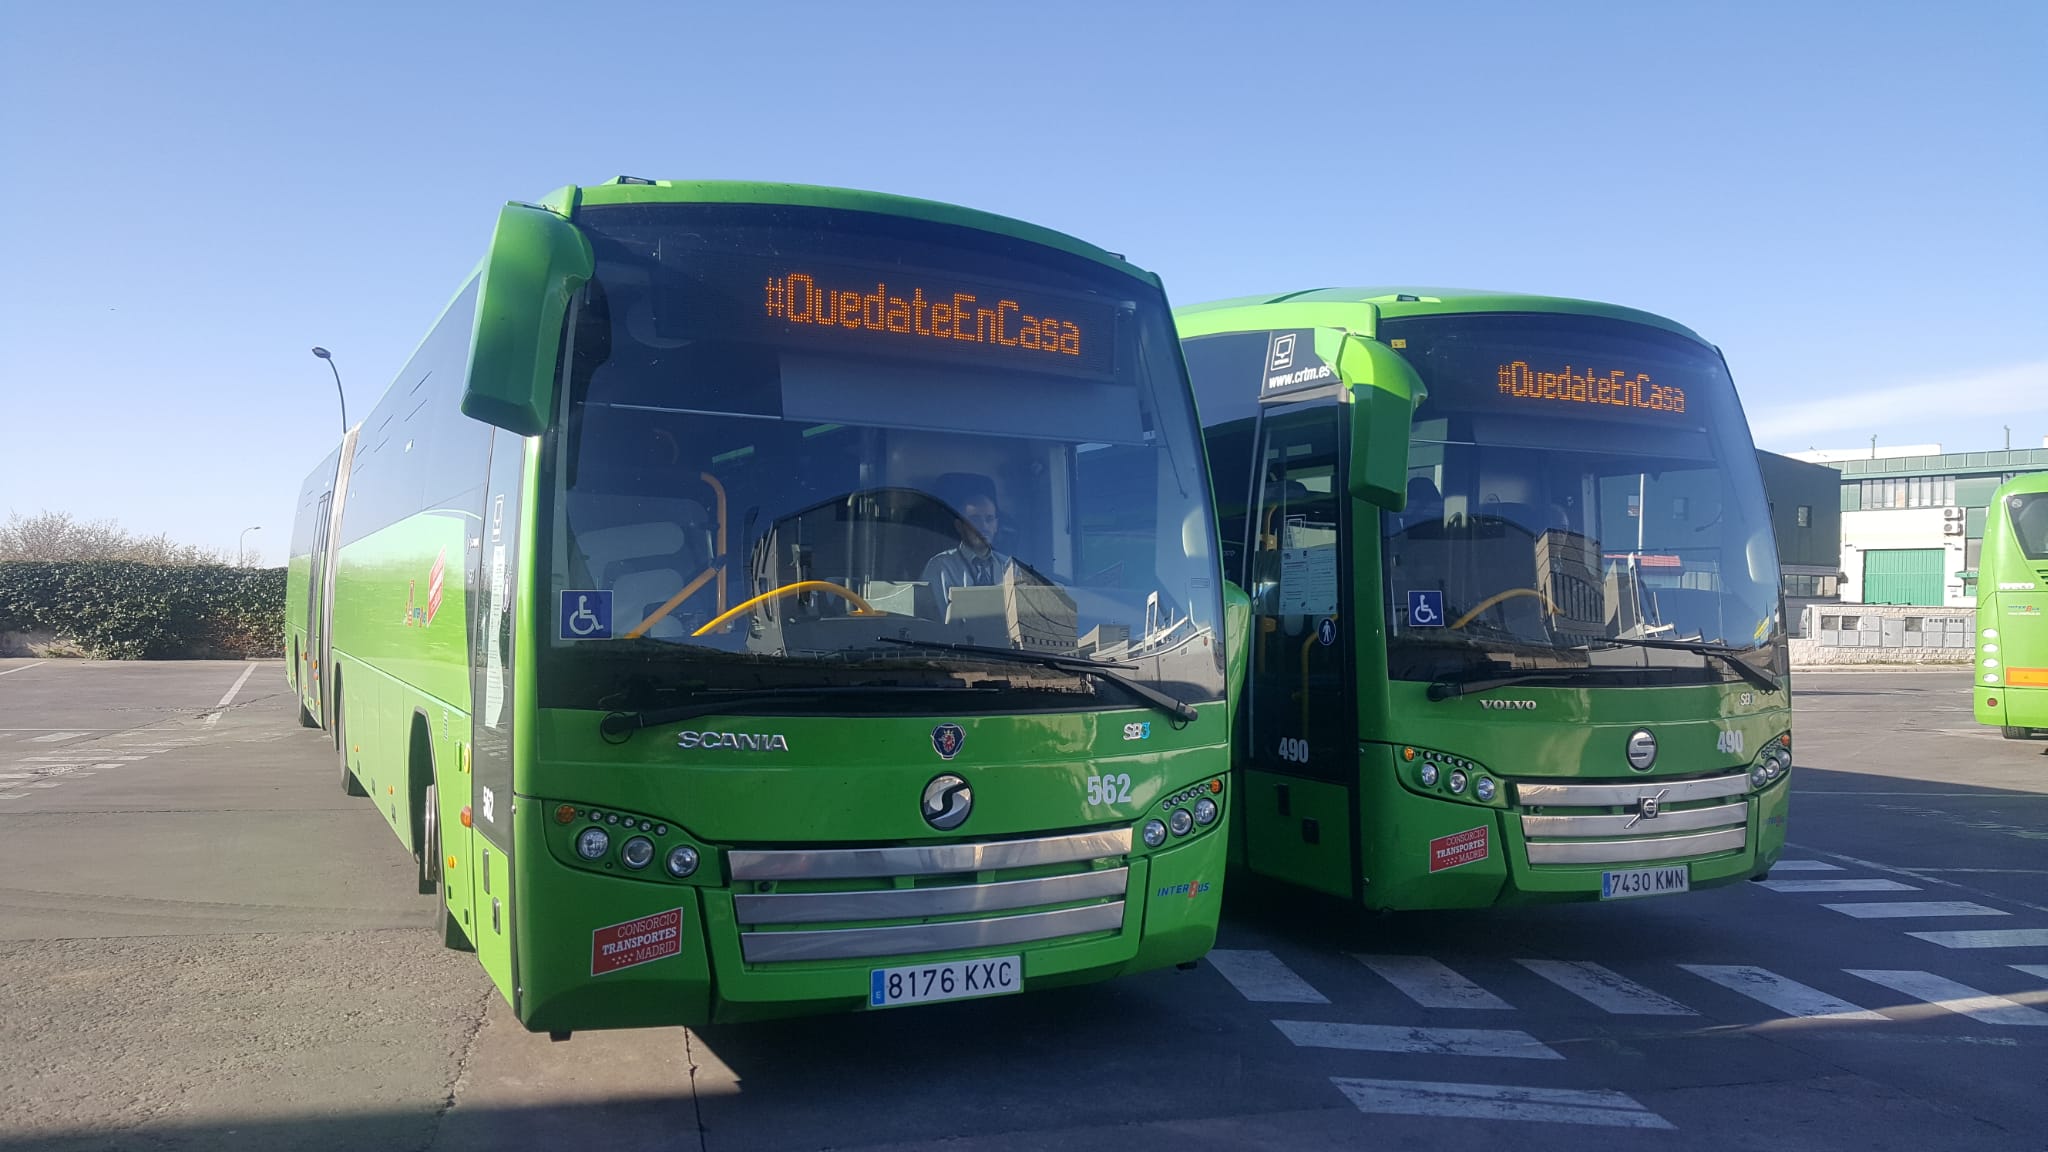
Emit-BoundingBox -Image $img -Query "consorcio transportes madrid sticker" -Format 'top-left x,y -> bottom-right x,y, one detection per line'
1428,826 -> 1491,873
591,908 -> 684,976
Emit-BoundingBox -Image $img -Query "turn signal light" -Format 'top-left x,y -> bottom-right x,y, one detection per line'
2007,668 -> 2048,687
555,804 -> 578,825
459,806 -> 473,828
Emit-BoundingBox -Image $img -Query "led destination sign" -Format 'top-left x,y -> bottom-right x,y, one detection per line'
1497,361 -> 1687,415
762,268 -> 1113,378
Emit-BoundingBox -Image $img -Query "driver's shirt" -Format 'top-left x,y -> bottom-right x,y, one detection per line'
921,546 -> 1016,606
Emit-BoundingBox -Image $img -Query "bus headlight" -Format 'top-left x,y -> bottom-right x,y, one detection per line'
1474,778 -> 1496,803
1751,763 -> 1770,789
1193,797 -> 1219,826
1142,819 -> 1168,847
1169,808 -> 1195,836
665,845 -> 700,878
1419,762 -> 1439,787
620,836 -> 655,870
1447,771 -> 1468,795
576,827 -> 610,860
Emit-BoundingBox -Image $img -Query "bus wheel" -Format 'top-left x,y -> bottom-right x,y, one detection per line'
338,693 -> 367,797
419,781 -> 441,896
2003,726 -> 2038,740
298,699 -> 320,729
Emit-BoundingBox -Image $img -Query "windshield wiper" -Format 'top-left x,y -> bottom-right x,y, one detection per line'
1425,664 -> 1591,701
876,637 -> 1200,723
1579,637 -> 1781,693
599,684 -> 1002,742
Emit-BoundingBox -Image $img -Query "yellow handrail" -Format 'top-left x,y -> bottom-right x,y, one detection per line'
691,581 -> 881,638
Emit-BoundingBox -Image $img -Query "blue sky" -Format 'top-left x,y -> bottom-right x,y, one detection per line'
3,1 -> 2042,563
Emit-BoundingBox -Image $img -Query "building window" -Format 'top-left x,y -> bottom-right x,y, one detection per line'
1820,614 -> 1841,631
1796,505 -> 1812,528
1904,617 -> 1922,633
1859,475 -> 1955,509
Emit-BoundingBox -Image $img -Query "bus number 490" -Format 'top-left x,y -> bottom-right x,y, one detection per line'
1277,737 -> 1311,763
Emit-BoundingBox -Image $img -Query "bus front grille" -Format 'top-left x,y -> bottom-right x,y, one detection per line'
728,829 -> 1131,963
1515,771 -> 1750,866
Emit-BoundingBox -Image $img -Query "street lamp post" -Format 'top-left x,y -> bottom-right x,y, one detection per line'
311,347 -> 347,436
238,526 -> 262,567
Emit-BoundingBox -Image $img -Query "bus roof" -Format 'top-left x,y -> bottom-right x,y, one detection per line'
1175,287 -> 1711,345
542,178 -> 1160,288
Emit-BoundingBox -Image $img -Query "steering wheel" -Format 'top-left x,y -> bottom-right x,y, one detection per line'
1450,587 -> 1561,631
692,580 -> 880,637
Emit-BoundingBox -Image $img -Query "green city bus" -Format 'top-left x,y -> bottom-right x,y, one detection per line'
1176,289 -> 1791,909
1974,472 -> 2048,739
284,179 -> 1246,1034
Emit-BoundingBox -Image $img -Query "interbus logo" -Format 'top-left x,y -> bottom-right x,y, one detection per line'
1479,699 -> 1537,711
676,731 -> 791,752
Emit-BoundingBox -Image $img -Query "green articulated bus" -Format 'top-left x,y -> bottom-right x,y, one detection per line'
284,179 -> 1247,1034
1974,472 -> 2048,739
1175,290 -> 1791,909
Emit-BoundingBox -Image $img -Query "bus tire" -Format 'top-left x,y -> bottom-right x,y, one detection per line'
419,778 -> 440,896
338,690 -> 367,797
298,699 -> 320,729
2003,726 -> 2037,740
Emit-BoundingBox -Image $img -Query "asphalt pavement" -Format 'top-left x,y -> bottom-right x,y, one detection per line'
0,659 -> 2042,1152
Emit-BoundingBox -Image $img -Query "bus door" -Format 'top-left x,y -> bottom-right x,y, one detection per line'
1242,398 -> 1360,898
467,427 -> 526,1004
304,491 -> 332,716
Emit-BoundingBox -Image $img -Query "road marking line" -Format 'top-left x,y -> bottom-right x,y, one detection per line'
1330,1078 -> 1675,1130
1822,901 -> 2008,919
0,773 -> 33,780
0,662 -> 46,676
1516,959 -> 1698,1015
2013,965 -> 2048,982
1355,955 -> 1514,1010
26,732 -> 89,743
25,781 -> 65,789
1275,1020 -> 1562,1059
1758,879 -> 1920,893
1785,843 -> 2048,916
202,663 -> 259,727
1909,929 -> 2048,949
1679,964 -> 1887,1021
0,793 -> 26,800
1205,949 -> 1329,1003
1769,860 -> 1844,871
1845,970 -> 2048,1026
18,755 -> 146,762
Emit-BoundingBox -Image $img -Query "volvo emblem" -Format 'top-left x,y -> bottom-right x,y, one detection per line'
1626,729 -> 1658,771
931,723 -> 965,760
1627,789 -> 1668,828
922,774 -> 972,830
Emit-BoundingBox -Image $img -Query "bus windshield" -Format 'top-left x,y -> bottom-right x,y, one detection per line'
541,203 -> 1224,712
2010,493 -> 2048,562
1379,312 -> 1781,686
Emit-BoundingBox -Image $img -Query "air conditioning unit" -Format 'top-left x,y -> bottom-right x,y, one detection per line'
1942,507 -> 1965,521
1942,522 -> 1965,535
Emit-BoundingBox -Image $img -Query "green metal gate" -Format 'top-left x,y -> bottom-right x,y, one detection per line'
1861,548 -> 1946,605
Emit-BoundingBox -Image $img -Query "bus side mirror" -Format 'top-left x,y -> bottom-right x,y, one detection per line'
1223,580 -> 1251,732
1340,335 -> 1424,512
462,203 -> 594,437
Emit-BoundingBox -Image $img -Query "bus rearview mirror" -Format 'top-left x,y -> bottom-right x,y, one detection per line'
462,203 -> 595,437
1340,335 -> 1424,512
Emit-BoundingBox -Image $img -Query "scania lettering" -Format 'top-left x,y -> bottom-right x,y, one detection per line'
1179,289 -> 1790,909
283,179 -> 1245,1033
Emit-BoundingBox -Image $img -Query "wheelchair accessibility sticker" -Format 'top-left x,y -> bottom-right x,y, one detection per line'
1408,590 -> 1446,628
560,590 -> 613,640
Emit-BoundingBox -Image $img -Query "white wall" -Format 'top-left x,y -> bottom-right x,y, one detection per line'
1840,507 -> 1970,606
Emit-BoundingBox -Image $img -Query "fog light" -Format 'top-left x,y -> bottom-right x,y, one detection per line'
621,836 -> 654,870
1169,808 -> 1195,836
1142,819 -> 1168,847
1193,797 -> 1219,826
665,845 -> 700,878
1448,770 -> 1468,794
575,827 -> 610,860
1419,762 -> 1439,787
1475,778 -> 1496,802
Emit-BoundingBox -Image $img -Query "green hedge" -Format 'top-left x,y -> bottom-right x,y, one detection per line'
0,562 -> 285,660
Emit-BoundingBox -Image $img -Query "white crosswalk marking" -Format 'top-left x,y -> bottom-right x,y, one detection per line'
1846,970 -> 2048,1026
1206,949 -> 1329,1003
1823,901 -> 2008,919
1770,860 -> 1845,872
1330,1078 -> 1675,1130
27,732 -> 89,743
1356,955 -> 1513,1010
1680,964 -> 1887,1020
1516,959 -> 1698,1015
2013,965 -> 2048,982
1758,879 -> 1920,893
1275,1020 -> 1562,1059
0,794 -> 26,800
1909,929 -> 2048,949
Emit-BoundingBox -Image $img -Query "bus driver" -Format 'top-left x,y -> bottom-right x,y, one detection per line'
921,476 -> 1015,608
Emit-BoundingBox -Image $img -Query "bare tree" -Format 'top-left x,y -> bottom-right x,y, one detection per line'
0,511 -> 232,565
